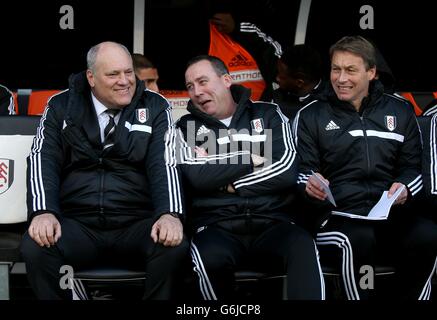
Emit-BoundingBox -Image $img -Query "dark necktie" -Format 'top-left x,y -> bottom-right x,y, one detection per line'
103,109 -> 118,150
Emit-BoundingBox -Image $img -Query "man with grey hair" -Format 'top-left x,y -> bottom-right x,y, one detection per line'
20,41 -> 188,300
294,35 -> 437,300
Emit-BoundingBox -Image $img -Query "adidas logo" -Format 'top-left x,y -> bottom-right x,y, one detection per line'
325,120 -> 340,131
229,52 -> 253,67
196,125 -> 211,136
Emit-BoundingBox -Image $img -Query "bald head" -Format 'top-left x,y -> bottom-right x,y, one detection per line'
87,41 -> 131,73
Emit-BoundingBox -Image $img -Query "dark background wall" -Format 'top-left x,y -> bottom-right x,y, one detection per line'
0,0 -> 435,91
305,0 -> 437,91
143,0 -> 300,90
0,1 -> 134,89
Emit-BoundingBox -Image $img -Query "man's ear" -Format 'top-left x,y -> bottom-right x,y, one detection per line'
86,69 -> 95,88
368,66 -> 377,81
223,73 -> 233,88
296,78 -> 305,89
294,72 -> 306,88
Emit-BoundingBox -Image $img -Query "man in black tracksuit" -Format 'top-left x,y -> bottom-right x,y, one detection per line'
177,55 -> 324,300
20,42 -> 188,300
295,36 -> 437,300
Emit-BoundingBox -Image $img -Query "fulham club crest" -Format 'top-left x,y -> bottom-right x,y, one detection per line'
136,108 -> 149,123
384,115 -> 397,131
251,118 -> 264,133
0,159 -> 14,195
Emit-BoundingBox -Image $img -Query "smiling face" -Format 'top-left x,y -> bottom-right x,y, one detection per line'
86,43 -> 136,109
330,50 -> 376,111
185,59 -> 235,119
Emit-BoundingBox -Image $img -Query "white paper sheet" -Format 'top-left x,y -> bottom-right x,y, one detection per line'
366,186 -> 405,220
310,170 -> 337,207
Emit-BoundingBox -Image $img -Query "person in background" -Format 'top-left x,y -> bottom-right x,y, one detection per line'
132,53 -> 160,92
273,44 -> 326,120
210,11 -> 280,102
211,13 -> 326,120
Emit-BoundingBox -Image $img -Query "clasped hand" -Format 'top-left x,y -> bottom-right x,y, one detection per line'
151,214 -> 184,247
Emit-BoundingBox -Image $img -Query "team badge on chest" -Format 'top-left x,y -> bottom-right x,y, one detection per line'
136,108 -> 149,123
384,115 -> 396,131
251,118 -> 264,133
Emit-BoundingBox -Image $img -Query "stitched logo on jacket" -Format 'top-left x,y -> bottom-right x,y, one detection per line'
136,108 -> 149,123
325,120 -> 340,131
196,125 -> 211,136
251,118 -> 264,133
229,52 -> 254,67
385,115 -> 396,131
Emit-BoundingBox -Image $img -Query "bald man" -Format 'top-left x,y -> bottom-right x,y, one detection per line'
20,42 -> 188,300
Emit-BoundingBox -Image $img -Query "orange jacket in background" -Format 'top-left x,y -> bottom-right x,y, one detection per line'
208,22 -> 266,101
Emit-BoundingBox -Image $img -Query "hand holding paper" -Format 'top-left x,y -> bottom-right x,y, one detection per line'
309,171 -> 337,207
367,185 -> 406,220
388,182 -> 408,205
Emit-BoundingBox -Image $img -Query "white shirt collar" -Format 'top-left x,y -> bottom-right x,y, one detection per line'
219,116 -> 233,127
91,93 -> 110,116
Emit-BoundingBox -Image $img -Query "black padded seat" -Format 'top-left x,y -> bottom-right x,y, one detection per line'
74,267 -> 147,282
0,232 -> 22,262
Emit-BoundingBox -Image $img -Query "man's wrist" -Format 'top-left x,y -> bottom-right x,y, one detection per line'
167,213 -> 180,219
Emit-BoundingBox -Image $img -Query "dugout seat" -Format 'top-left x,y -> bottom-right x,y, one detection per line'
317,230 -> 397,300
399,91 -> 437,116
422,99 -> 437,116
71,267 -> 147,300
0,115 -> 41,299
15,89 -> 62,115
320,264 -> 396,300
233,270 -> 287,300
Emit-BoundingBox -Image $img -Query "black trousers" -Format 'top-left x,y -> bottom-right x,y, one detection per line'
20,217 -> 189,300
190,217 -> 324,300
316,212 -> 437,300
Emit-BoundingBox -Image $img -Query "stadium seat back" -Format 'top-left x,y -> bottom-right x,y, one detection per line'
0,115 -> 41,299
0,116 -> 40,223
28,90 -> 61,115
399,91 -> 437,116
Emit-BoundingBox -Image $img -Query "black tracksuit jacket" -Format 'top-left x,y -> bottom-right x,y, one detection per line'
27,72 -> 183,229
176,85 -> 298,229
294,80 -> 423,216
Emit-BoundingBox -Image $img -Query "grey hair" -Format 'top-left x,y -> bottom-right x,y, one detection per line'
86,41 -> 131,72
